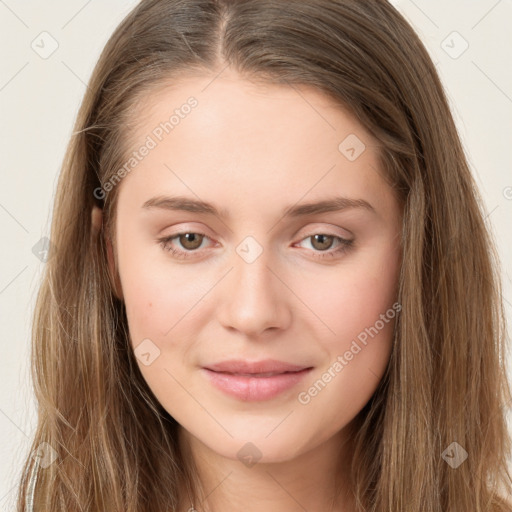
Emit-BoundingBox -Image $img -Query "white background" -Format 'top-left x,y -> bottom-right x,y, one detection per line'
1,0 -> 511,508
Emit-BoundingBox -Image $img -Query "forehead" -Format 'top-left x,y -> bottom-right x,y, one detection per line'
115,71 -> 393,219
128,69 -> 375,157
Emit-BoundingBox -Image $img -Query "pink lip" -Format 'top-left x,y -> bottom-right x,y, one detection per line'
201,359 -> 313,401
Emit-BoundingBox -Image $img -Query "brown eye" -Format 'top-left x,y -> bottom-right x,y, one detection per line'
178,233 -> 204,250
158,231 -> 211,259
309,234 -> 335,251
295,232 -> 354,260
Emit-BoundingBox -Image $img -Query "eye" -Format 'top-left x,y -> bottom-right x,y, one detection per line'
294,233 -> 354,260
158,231 -> 212,260
157,231 -> 354,261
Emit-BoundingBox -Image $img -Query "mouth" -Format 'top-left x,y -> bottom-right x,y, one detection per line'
201,361 -> 313,401
203,359 -> 311,375
217,371 -> 302,377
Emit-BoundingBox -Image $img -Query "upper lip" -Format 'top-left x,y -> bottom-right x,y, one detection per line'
203,359 -> 311,374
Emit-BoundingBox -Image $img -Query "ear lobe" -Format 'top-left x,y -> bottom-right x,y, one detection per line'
91,205 -> 103,237
92,205 -> 124,300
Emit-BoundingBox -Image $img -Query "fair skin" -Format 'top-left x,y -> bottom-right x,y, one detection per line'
94,70 -> 402,512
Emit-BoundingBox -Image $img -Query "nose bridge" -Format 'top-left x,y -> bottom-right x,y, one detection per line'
216,234 -> 291,335
235,244 -> 274,296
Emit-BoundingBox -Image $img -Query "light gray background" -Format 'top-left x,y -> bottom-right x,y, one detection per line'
1,1 -> 511,509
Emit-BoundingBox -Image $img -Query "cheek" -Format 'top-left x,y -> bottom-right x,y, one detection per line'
293,243 -> 399,409
118,253 -> 202,408
122,273 -> 177,345
292,243 -> 400,424
117,238 -> 209,344
298,241 -> 400,350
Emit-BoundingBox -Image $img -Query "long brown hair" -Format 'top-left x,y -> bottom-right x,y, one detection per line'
16,0 -> 512,510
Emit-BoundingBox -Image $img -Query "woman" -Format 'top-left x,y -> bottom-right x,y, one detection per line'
17,0 -> 512,510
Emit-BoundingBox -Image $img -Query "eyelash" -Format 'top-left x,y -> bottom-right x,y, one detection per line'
157,231 -> 354,261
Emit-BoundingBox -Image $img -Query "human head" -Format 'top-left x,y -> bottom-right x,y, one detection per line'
20,1 -> 512,511
102,66 -> 403,470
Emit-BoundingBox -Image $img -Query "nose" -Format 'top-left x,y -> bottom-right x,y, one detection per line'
216,249 -> 292,338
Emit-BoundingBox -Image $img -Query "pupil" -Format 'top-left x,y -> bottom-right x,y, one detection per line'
314,234 -> 332,250
182,233 -> 202,249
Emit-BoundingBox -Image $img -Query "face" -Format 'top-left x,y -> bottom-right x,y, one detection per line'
107,70 -> 402,464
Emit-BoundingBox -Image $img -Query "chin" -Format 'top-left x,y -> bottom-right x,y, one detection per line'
195,426 -> 316,466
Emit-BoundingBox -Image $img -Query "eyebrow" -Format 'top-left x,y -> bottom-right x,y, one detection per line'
142,195 -> 376,220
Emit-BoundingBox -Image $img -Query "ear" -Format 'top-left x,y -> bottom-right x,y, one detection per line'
91,205 -> 124,300
106,235 -> 125,301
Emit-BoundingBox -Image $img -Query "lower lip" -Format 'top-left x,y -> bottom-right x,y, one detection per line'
201,368 -> 312,401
